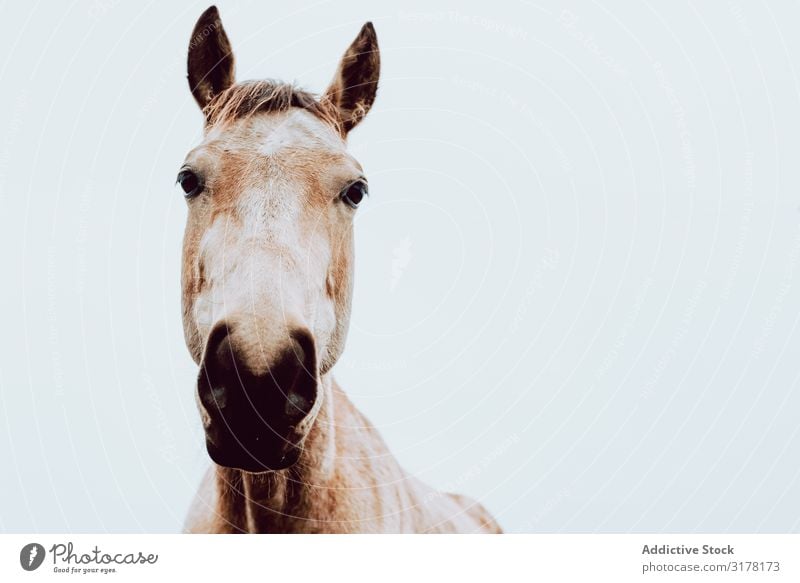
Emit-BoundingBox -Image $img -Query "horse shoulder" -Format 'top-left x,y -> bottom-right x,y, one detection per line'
446,492 -> 503,533
413,490 -> 502,534
329,384 -> 502,533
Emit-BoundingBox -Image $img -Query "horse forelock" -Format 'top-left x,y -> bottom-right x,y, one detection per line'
202,80 -> 343,136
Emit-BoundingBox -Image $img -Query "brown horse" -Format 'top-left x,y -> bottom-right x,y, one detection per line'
179,6 -> 502,533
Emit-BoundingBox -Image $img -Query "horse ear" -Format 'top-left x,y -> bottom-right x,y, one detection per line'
187,6 -> 235,110
324,22 -> 380,134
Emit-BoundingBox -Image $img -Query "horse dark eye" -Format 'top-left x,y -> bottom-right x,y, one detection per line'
340,181 -> 367,209
177,169 -> 202,198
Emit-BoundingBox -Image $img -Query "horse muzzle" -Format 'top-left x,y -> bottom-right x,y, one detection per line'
196,321 -> 319,472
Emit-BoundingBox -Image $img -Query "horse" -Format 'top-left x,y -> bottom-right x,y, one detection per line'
178,6 -> 502,534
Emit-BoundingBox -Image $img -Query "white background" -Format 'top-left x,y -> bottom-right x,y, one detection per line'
1,0 -> 799,533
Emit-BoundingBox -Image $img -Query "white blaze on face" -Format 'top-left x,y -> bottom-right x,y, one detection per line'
190,110 -> 356,366
256,110 -> 346,157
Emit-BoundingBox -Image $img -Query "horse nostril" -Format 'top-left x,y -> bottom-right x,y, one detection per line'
282,328 -> 318,419
198,321 -> 239,411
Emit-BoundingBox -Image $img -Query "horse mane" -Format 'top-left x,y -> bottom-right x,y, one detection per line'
203,79 -> 343,135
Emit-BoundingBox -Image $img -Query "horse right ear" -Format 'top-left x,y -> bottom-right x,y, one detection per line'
187,6 -> 235,110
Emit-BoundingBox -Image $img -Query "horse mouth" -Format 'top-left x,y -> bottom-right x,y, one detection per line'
205,428 -> 305,472
199,381 -> 315,472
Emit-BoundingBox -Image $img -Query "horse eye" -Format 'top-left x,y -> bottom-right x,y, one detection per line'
340,180 -> 367,209
177,169 -> 202,198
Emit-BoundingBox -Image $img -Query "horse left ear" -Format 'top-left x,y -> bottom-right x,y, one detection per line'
324,22 -> 380,134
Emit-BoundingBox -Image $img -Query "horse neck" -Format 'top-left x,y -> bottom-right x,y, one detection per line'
214,374 -> 340,533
